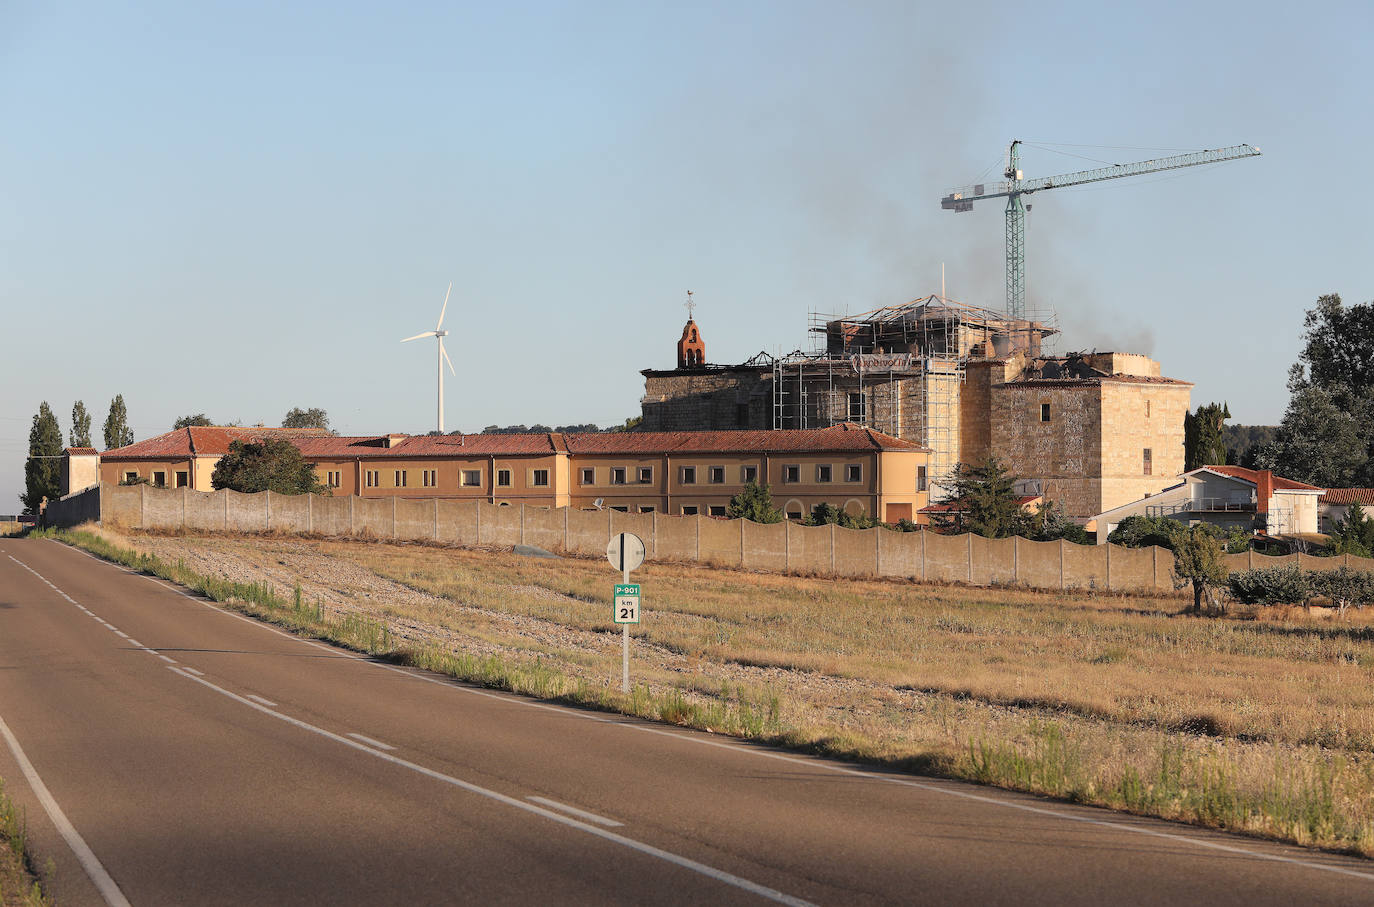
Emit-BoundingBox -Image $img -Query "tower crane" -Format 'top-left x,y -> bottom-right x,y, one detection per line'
941,141 -> 1261,321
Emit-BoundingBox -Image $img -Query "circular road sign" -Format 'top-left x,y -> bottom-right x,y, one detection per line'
606,532 -> 646,573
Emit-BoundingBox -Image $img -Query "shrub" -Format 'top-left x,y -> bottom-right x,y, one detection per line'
1227,564 -> 1313,607
1310,567 -> 1374,615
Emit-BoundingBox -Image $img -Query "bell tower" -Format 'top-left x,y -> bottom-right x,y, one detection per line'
676,290 -> 706,370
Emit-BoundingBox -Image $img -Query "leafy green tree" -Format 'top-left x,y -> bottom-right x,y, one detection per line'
103,394 -> 134,450
1184,402 -> 1230,470
210,439 -> 328,495
22,402 -> 63,514
1258,294 -> 1374,486
726,481 -> 783,523
1108,514 -> 1250,553
282,407 -> 330,430
1223,424 -> 1279,467
1227,564 -> 1312,608
610,415 -> 643,432
1252,383 -> 1370,487
173,414 -> 213,429
70,400 -> 92,448
934,458 -> 1030,538
1026,500 -> 1090,544
554,423 -> 600,433
1173,525 -> 1229,614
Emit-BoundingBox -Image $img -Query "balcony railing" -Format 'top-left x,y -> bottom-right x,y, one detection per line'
1145,498 -> 1256,518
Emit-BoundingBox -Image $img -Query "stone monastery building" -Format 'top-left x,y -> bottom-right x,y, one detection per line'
641,295 -> 1192,520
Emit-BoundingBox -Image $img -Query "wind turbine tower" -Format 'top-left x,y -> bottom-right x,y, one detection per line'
400,282 -> 457,434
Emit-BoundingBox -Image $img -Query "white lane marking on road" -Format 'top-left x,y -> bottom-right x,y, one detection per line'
0,713 -> 133,907
180,667 -> 205,677
528,796 -> 624,827
126,639 -> 143,648
113,631 -> 129,639
167,666 -> 812,907
244,694 -> 278,708
45,541 -> 1374,885
346,732 -> 396,751
158,655 -> 177,664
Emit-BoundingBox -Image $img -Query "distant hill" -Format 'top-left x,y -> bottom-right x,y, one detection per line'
1224,424 -> 1279,468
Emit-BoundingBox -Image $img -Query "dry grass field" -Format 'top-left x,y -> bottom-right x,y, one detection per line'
52,527 -> 1374,856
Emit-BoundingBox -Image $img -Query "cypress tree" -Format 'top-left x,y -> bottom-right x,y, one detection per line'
22,402 -> 63,513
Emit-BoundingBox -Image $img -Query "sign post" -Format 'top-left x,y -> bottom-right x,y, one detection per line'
606,532 -> 645,693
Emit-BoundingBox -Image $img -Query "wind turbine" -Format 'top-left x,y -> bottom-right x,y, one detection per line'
400,282 -> 457,434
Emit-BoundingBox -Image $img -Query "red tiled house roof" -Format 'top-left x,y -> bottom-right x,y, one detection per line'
1199,465 -> 1323,492
102,427 -> 332,460
1320,489 -> 1374,506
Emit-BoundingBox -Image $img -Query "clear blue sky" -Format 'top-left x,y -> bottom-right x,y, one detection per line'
3,0 -> 1371,512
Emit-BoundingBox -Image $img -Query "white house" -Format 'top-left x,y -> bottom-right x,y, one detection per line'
1092,466 -> 1324,543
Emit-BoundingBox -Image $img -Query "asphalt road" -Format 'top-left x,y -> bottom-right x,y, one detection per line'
1,538 -> 1372,906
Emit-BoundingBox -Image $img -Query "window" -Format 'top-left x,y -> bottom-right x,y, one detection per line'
497,469 -> 512,487
124,471 -> 138,483
735,402 -> 748,427
393,470 -> 408,488
848,392 -> 866,422
638,466 -> 653,483
532,469 -> 549,487
1040,402 -> 1051,422
1145,399 -> 1152,418
786,511 -> 803,521
610,505 -> 629,513
152,471 -> 166,488
681,505 -> 699,515
680,466 -> 696,485
741,465 -> 758,483
917,465 -> 928,492
326,471 -> 341,488
581,468 -> 595,485
845,464 -> 861,483
709,505 -> 726,517
366,470 -> 379,488
639,505 -> 655,513
462,470 -> 482,487
611,467 -> 627,485
816,465 -> 832,483
176,471 -> 189,488
1143,448 -> 1153,476
784,464 -> 800,483
709,466 -> 725,484
422,469 -> 437,488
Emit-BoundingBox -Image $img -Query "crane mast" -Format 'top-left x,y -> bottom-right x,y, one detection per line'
942,140 -> 1261,322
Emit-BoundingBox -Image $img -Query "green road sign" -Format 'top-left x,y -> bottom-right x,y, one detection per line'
613,583 -> 641,624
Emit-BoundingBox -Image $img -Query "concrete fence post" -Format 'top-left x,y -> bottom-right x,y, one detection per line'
223,488 -> 229,531
1013,536 -> 1020,586
831,523 -> 837,575
1105,543 -> 1112,591
475,500 -> 481,544
1060,539 -> 1066,590
391,497 -> 397,538
1152,546 -> 1159,591
140,483 -> 147,529
181,487 -> 187,529
432,498 -> 438,541
1247,550 -> 1255,569
266,491 -> 272,532
968,532 -> 973,584
563,505 -> 569,553
348,496 -> 355,536
520,504 -> 526,546
920,528 -> 927,581
874,526 -> 881,575
785,522 -> 792,572
307,493 -> 313,534
695,514 -> 701,562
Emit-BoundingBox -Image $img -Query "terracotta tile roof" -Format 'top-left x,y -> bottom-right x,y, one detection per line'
1320,489 -> 1374,506
64,447 -> 98,455
1200,465 -> 1323,492
293,433 -> 564,458
564,424 -> 929,455
102,427 -> 332,459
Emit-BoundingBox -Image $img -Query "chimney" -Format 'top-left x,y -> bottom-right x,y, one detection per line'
1255,470 -> 1273,514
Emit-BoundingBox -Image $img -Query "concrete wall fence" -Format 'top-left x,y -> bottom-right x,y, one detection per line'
66,484 -> 1374,595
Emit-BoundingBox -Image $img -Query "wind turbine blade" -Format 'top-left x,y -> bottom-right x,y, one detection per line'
441,340 -> 456,376
436,281 -> 452,331
400,331 -> 437,343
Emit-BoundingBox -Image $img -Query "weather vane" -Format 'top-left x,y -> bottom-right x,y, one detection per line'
684,290 -> 696,319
